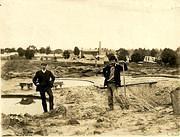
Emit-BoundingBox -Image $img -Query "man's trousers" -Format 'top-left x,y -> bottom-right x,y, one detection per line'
40,88 -> 54,112
107,83 -> 129,110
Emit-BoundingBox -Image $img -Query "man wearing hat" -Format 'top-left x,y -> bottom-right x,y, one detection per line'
103,55 -> 128,111
33,62 -> 55,112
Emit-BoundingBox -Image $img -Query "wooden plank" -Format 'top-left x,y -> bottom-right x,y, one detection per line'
98,81 -> 157,89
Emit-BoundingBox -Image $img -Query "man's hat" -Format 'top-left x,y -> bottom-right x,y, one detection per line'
41,62 -> 47,66
108,55 -> 117,62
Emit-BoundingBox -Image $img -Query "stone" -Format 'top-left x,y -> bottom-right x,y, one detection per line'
94,130 -> 101,134
67,118 -> 80,125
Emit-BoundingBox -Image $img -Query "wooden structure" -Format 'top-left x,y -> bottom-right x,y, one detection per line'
53,81 -> 64,89
19,83 -> 33,90
19,81 -> 64,90
171,87 -> 180,115
99,81 -> 157,89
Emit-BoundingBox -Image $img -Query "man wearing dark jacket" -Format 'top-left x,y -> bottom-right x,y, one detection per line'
33,63 -> 55,112
103,55 -> 128,111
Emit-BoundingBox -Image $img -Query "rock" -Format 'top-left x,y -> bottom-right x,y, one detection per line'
2,129 -> 16,136
49,105 -> 67,117
19,98 -> 34,105
67,118 -> 80,125
94,130 -> 101,135
135,121 -> 144,126
34,129 -> 47,136
24,113 -> 32,117
97,118 -> 104,123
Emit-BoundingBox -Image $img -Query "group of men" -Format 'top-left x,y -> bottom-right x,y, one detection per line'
32,55 -> 128,113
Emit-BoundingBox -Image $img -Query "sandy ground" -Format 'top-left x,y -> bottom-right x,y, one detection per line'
1,59 -> 180,136
1,78 -> 180,136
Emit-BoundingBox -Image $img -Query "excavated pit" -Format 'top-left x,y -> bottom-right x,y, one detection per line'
1,77 -> 180,136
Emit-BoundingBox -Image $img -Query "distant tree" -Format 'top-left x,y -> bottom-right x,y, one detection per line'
131,52 -> 142,63
68,50 -> 73,54
131,48 -> 150,62
116,48 -> 129,61
176,47 -> 180,53
45,46 -> 51,55
28,45 -> 37,52
176,47 -> 180,65
161,48 -> 177,66
5,48 -> 9,53
106,52 -> 116,61
17,47 -> 25,57
63,50 -> 70,59
54,49 -> 63,54
74,46 -> 80,56
25,48 -> 35,59
1,48 -> 5,54
10,48 -> 16,52
150,49 -> 158,57
39,47 -> 46,53
2,48 -> 16,53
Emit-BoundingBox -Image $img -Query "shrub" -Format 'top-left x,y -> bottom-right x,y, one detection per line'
161,48 -> 177,66
74,47 -> 80,56
63,50 -> 70,59
25,49 -> 35,59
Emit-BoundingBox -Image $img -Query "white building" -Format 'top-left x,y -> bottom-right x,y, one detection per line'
144,56 -> 156,63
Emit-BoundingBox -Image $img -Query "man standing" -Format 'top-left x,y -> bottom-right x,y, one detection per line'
103,55 -> 128,111
33,63 -> 55,112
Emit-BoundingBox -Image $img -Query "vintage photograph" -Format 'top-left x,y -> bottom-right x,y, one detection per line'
0,0 -> 180,136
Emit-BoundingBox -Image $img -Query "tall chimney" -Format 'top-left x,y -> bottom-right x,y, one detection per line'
98,41 -> 101,55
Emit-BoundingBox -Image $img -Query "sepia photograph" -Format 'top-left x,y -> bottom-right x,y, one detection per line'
0,0 -> 180,136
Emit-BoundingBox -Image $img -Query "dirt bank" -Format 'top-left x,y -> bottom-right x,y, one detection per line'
1,60 -> 102,80
1,60 -> 179,80
2,80 -> 180,136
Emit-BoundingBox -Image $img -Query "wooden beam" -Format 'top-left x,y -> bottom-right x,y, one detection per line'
98,81 -> 157,89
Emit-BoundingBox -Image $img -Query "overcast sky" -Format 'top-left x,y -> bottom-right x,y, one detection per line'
0,0 -> 180,50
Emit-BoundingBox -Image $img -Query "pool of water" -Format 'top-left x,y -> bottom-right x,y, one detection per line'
1,98 -> 44,115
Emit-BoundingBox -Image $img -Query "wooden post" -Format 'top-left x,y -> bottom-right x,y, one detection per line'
171,87 -> 180,115
122,63 -> 126,96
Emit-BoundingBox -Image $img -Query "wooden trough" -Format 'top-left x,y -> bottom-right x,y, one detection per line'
19,83 -> 33,90
99,81 -> 157,89
19,81 -> 63,90
53,81 -> 64,89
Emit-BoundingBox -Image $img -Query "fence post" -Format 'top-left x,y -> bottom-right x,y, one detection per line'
171,87 -> 180,115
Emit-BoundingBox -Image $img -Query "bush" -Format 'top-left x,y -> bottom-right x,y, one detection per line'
46,46 -> 51,55
131,52 -> 142,63
150,49 -> 158,57
39,47 -> 46,53
74,47 -> 80,56
106,52 -> 116,61
25,49 -> 35,59
161,48 -> 177,66
1,49 -> 5,54
116,48 -> 129,61
17,47 -> 25,57
63,50 -> 70,59
54,49 -> 63,54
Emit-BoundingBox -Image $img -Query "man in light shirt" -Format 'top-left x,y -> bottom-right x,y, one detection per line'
103,55 -> 128,111
33,63 -> 55,112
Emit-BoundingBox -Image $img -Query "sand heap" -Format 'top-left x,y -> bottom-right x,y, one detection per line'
2,80 -> 180,136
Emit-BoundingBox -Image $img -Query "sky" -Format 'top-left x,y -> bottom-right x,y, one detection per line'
0,0 -> 180,50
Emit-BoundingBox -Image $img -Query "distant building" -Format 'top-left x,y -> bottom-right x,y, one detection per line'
144,56 -> 156,63
80,41 -> 111,63
34,53 -> 63,61
80,41 -> 102,59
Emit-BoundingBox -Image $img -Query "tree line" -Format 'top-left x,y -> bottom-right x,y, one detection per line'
1,46 -> 179,67
114,47 -> 179,67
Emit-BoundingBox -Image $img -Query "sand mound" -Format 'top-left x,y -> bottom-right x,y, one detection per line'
2,80 -> 180,136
